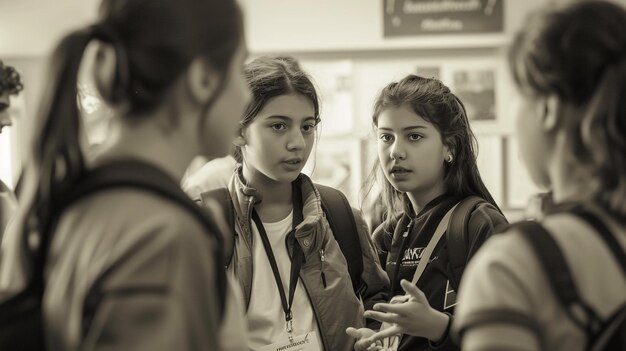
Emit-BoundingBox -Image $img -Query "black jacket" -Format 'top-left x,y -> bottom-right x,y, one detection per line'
373,194 -> 508,351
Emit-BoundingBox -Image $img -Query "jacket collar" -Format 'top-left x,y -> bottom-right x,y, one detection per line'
228,166 -> 327,248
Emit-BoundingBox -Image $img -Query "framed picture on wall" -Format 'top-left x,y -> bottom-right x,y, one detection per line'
452,69 -> 496,121
442,57 -> 511,134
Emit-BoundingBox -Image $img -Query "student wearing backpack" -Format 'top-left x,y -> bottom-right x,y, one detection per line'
192,56 -> 389,351
454,1 -> 626,350
0,0 -> 250,350
347,75 -> 508,351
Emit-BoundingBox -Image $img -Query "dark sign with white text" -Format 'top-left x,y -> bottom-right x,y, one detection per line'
383,0 -> 504,37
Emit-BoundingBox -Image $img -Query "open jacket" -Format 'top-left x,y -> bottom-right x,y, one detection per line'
226,170 -> 389,351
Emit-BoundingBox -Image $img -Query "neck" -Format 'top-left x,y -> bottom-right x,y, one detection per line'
407,181 -> 446,214
95,117 -> 197,183
548,132 -> 598,204
242,165 -> 294,222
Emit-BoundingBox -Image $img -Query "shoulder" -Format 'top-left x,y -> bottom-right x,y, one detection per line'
62,188 -> 219,258
182,156 -> 237,200
455,225 -> 547,318
465,200 -> 509,235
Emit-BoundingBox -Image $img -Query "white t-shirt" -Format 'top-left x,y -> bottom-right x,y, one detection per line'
244,210 -> 323,350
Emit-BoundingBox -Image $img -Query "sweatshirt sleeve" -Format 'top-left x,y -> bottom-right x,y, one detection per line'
453,231 -> 544,351
351,208 -> 390,330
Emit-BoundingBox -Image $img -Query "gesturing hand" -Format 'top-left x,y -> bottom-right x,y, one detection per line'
362,279 -> 450,344
345,327 -> 383,351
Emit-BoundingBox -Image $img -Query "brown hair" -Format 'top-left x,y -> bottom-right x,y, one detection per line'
233,56 -> 320,163
509,0 -> 626,214
367,74 -> 500,222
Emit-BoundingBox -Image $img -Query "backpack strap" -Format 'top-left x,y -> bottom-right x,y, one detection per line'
199,187 -> 236,266
446,196 -> 484,291
315,184 -> 364,295
60,161 -> 228,331
569,207 -> 626,279
515,220 -> 603,335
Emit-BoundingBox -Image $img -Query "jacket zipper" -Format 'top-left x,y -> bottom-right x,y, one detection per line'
319,249 -> 327,288
285,232 -> 329,351
242,197 -> 257,311
299,269 -> 330,351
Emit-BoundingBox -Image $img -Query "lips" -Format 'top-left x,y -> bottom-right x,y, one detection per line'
390,165 -> 411,174
283,157 -> 303,165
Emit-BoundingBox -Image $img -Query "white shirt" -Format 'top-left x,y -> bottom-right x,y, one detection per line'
244,210 -> 323,350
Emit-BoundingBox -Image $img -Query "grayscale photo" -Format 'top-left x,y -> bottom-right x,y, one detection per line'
1,0 -> 625,350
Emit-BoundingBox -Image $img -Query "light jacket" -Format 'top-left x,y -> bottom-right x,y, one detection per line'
227,170 -> 389,351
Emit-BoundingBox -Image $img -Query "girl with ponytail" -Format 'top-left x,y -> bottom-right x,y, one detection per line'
347,75 -> 507,351
455,1 -> 626,350
0,0 -> 250,350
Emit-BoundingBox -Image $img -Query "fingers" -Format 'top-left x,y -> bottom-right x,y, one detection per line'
346,327 -> 364,339
351,331 -> 383,351
400,279 -> 427,303
364,310 -> 402,324
389,294 -> 411,304
372,301 -> 412,314
363,325 -> 402,345
347,327 -> 382,350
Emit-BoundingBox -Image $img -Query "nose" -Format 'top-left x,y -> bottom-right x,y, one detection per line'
0,111 -> 12,133
389,140 -> 406,161
286,128 -> 306,151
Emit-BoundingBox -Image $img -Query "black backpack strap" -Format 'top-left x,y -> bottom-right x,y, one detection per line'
65,161 -> 227,331
569,207 -> 626,279
446,196 -> 484,291
315,184 -> 364,295
515,220 -> 602,335
199,187 -> 236,266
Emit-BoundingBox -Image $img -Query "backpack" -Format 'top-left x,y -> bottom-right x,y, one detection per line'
0,161 -> 227,351
198,183 -> 365,295
446,196 -> 488,291
514,207 -> 626,351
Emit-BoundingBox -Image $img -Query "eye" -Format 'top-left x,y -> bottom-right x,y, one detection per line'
379,134 -> 393,143
408,133 -> 423,141
271,122 -> 287,131
302,123 -> 317,134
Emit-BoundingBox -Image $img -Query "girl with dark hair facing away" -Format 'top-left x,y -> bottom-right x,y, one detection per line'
0,0 -> 250,350
455,1 -> 626,350
194,56 -> 389,351
347,75 -> 507,351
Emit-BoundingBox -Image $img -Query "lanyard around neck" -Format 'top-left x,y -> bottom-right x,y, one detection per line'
251,182 -> 304,333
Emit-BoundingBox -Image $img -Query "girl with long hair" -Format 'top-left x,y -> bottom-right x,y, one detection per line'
348,75 -> 507,351
0,0 -> 250,349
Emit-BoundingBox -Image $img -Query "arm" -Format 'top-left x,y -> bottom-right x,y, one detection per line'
453,231 -> 543,351
371,219 -> 395,266
466,203 -> 509,262
352,208 -> 390,329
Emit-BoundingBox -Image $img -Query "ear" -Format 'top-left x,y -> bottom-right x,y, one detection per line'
540,95 -> 561,132
233,126 -> 246,147
92,42 -> 117,102
186,58 -> 220,105
442,142 -> 454,162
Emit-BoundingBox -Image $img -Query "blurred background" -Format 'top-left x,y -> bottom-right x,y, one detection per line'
2,0 -> 622,221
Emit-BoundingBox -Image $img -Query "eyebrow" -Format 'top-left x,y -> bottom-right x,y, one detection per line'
265,115 -> 317,122
377,125 -> 428,132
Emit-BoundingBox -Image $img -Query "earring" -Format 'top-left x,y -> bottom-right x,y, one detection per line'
446,154 -> 453,163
